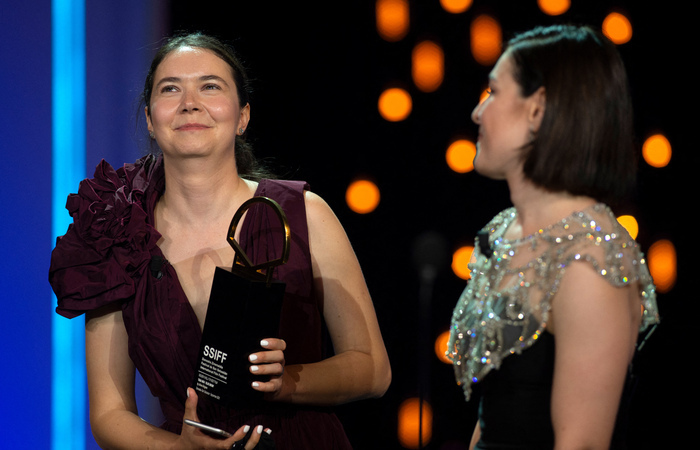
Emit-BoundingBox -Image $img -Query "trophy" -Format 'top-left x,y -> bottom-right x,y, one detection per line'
193,196 -> 290,408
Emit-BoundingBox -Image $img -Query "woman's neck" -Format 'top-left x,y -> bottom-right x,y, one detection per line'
506,175 -> 596,239
157,155 -> 255,226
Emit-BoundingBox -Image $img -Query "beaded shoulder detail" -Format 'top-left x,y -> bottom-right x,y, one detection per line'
447,203 -> 659,401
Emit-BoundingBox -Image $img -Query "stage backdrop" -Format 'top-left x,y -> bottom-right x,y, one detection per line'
1,1 -> 166,449
0,1 -> 52,448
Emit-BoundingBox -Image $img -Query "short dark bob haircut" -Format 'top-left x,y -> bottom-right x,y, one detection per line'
141,32 -> 272,180
506,25 -> 636,206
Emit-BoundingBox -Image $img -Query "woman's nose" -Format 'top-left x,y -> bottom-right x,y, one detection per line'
181,90 -> 200,112
471,102 -> 481,124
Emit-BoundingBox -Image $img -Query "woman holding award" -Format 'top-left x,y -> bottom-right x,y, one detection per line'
49,32 -> 391,449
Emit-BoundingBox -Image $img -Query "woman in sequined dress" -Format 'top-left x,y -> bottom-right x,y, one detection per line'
447,25 -> 659,450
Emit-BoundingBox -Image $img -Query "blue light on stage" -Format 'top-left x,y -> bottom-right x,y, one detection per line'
52,0 -> 86,449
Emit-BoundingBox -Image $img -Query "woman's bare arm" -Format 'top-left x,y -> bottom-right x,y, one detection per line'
469,421 -> 481,450
85,304 -> 261,449
86,303 -> 180,449
252,191 -> 391,405
549,262 -> 640,450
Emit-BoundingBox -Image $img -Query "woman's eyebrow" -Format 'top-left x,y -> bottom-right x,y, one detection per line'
199,75 -> 230,86
155,76 -> 181,88
155,75 -> 230,88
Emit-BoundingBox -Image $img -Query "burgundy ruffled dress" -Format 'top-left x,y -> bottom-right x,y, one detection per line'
49,154 -> 353,449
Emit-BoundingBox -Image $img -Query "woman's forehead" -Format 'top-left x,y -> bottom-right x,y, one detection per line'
489,52 -> 514,82
156,47 -> 233,80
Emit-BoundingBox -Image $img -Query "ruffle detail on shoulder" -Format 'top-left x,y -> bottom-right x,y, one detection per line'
50,155 -> 162,318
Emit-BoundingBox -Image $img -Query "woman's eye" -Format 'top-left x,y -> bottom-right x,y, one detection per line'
203,83 -> 221,90
160,85 -> 178,93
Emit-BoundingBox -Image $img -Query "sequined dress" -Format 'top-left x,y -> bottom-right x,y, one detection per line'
447,204 -> 659,448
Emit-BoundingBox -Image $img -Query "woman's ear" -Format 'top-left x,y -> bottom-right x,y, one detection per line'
528,87 -> 546,133
238,103 -> 251,134
145,106 -> 153,135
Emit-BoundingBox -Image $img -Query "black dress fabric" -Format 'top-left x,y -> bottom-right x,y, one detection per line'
475,330 -> 634,450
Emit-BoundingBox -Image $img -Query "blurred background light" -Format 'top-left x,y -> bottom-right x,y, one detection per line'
479,87 -> 490,104
647,239 -> 677,293
440,0 -> 473,14
452,245 -> 474,280
346,179 -> 381,214
376,0 -> 410,42
397,397 -> 433,448
617,215 -> 639,240
446,139 -> 476,173
602,12 -> 633,44
378,87 -> 413,121
642,133 -> 672,168
470,14 -> 502,65
537,0 -> 571,16
435,330 -> 452,364
412,40 -> 444,93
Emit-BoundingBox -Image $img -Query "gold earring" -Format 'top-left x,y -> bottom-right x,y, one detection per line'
238,128 -> 244,135
149,131 -> 155,139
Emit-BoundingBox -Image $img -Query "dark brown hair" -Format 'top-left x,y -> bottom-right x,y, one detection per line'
506,25 -> 636,206
142,32 -> 273,180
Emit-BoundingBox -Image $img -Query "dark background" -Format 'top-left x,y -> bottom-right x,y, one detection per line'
158,1 -> 690,448
0,1 -> 689,449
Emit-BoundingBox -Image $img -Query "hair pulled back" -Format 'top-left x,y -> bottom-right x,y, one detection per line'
142,32 -> 273,180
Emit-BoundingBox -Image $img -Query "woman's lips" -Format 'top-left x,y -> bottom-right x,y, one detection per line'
176,123 -> 210,131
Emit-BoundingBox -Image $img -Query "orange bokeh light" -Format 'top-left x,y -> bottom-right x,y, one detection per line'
397,397 -> 433,448
412,40 -> 444,93
479,87 -> 490,104
537,0 -> 570,16
616,215 -> 639,240
452,245 -> 474,280
470,14 -> 502,66
440,0 -> 473,14
435,330 -> 452,364
647,239 -> 677,293
346,180 -> 380,214
642,134 -> 672,168
446,139 -> 476,173
378,87 -> 412,122
602,12 -> 633,44
376,0 -> 410,42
